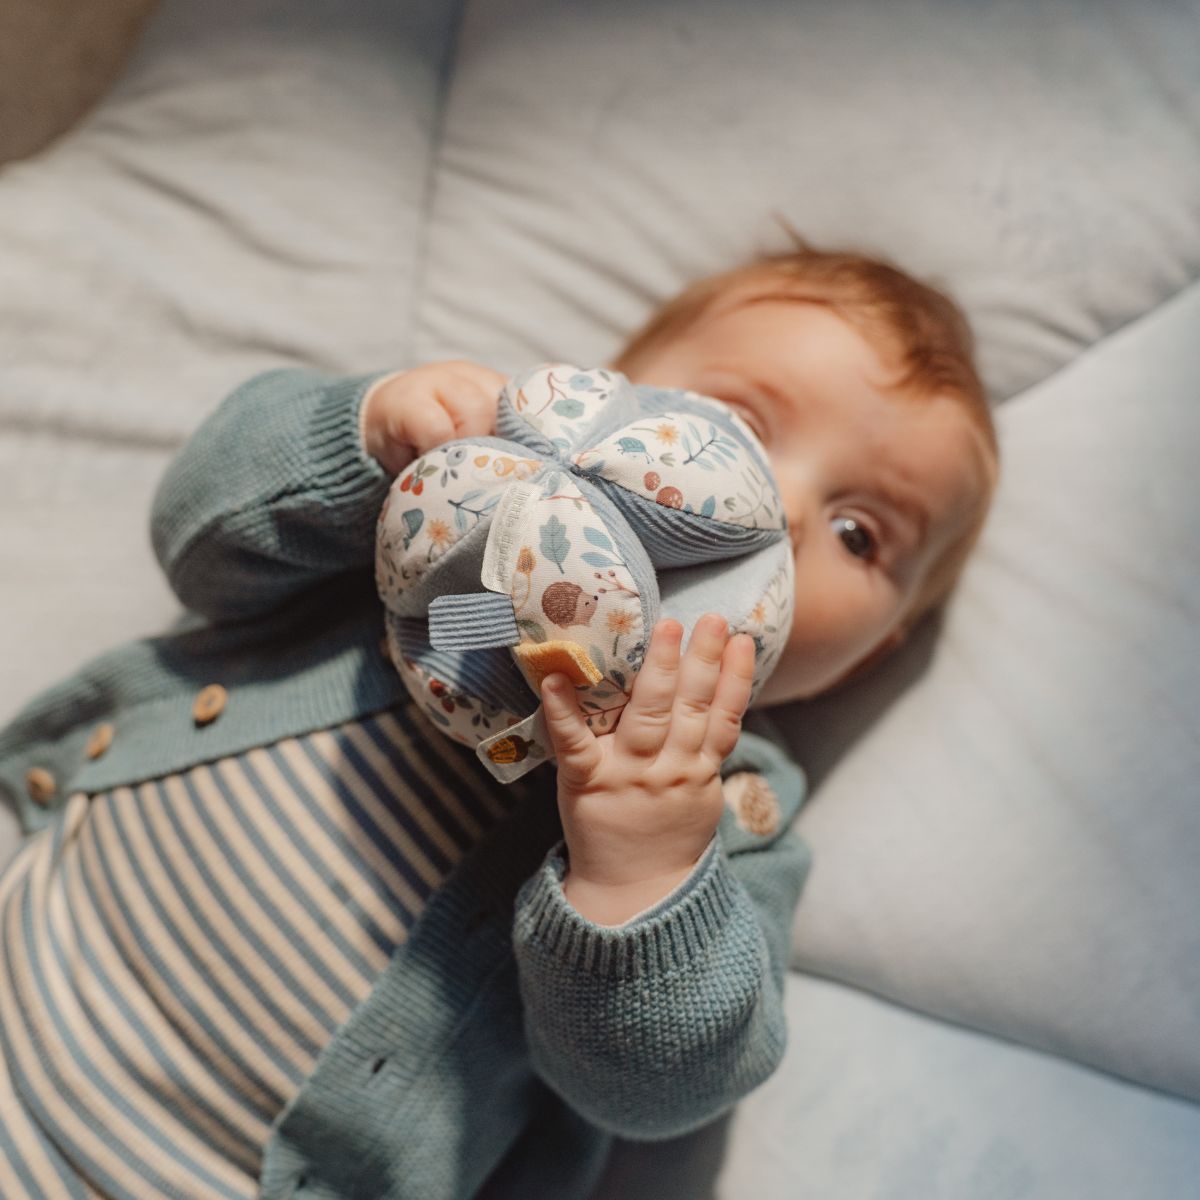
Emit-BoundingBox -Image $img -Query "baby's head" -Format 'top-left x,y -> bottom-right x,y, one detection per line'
609,238 -> 998,706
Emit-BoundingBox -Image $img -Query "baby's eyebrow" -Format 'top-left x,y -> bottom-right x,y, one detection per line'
742,375 -> 793,414
875,484 -> 930,545
699,363 -> 792,414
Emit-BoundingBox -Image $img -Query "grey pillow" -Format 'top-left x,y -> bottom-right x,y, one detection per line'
0,0 -> 457,720
784,284 -> 1200,1102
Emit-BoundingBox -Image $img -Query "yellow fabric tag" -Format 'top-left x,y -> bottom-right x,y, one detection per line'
513,640 -> 604,689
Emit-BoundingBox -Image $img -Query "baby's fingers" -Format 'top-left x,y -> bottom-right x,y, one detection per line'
540,674 -> 602,788
703,633 -> 756,763
666,613 -> 731,756
435,370 -> 503,441
613,618 -> 682,758
400,392 -> 457,455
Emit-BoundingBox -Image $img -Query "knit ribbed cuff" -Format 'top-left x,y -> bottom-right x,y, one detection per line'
357,369 -> 408,457
513,834 -> 744,980
308,370 -> 398,495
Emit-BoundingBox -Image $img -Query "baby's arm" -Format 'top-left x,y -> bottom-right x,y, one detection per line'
150,361 -> 504,623
511,619 -> 810,1141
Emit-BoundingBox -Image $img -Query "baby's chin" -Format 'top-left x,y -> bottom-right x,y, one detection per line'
753,652 -> 875,707
751,673 -> 821,708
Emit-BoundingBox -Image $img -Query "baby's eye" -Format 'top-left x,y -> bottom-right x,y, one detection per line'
832,516 -> 876,560
728,403 -> 768,443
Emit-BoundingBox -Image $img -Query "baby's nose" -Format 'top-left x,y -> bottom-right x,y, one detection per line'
785,509 -> 802,554
777,488 -> 801,541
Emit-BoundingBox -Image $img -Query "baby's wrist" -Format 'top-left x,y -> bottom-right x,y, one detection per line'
359,371 -> 412,475
561,861 -> 696,927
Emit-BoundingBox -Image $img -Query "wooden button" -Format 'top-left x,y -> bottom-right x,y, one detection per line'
379,635 -> 391,660
85,722 -> 115,760
25,767 -> 57,806
723,771 -> 780,836
192,684 -> 228,726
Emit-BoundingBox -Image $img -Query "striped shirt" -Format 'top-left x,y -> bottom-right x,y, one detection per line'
0,701 -> 520,1199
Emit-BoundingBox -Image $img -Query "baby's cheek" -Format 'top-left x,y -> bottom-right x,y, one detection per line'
785,570 -> 894,690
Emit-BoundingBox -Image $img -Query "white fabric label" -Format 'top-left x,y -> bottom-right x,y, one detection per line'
481,480 -> 541,594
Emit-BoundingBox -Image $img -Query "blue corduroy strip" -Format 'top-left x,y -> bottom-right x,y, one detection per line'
428,592 -> 520,650
389,615 -> 536,717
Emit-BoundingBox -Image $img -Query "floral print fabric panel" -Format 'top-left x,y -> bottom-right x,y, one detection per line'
383,621 -> 530,750
501,362 -> 620,454
376,440 -> 547,751
572,400 -> 786,532
375,440 -> 543,614
734,552 -> 794,702
485,468 -> 647,736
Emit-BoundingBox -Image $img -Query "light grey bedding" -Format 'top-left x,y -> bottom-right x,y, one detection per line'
1,1 -> 1198,1195
593,972 -> 1200,1199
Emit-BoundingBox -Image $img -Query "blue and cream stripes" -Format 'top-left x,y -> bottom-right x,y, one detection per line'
0,701 -> 518,1198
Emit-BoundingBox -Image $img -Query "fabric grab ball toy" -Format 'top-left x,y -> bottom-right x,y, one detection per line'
375,363 -> 794,783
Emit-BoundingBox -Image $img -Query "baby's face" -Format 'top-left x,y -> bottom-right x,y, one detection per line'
619,285 -> 988,704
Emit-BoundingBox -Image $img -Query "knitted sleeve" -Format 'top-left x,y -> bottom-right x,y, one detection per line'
149,368 -> 395,623
510,720 -> 811,1142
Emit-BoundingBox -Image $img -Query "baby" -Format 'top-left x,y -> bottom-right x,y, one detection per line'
0,240 -> 996,1199
361,243 -> 998,923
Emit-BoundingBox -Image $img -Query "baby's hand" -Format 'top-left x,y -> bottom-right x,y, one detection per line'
540,614 -> 756,926
360,359 -> 508,475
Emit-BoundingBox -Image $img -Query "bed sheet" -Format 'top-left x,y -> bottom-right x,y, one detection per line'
414,0 -> 1199,403
1,0 -> 1198,1116
0,0 -> 454,446
590,972 -> 1200,1200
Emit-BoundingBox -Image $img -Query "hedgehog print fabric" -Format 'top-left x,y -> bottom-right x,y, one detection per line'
375,363 -> 794,782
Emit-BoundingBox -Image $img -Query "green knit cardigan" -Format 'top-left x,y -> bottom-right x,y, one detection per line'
0,368 -> 812,1200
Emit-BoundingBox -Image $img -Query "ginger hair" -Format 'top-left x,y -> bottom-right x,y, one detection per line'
610,230 -> 998,630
